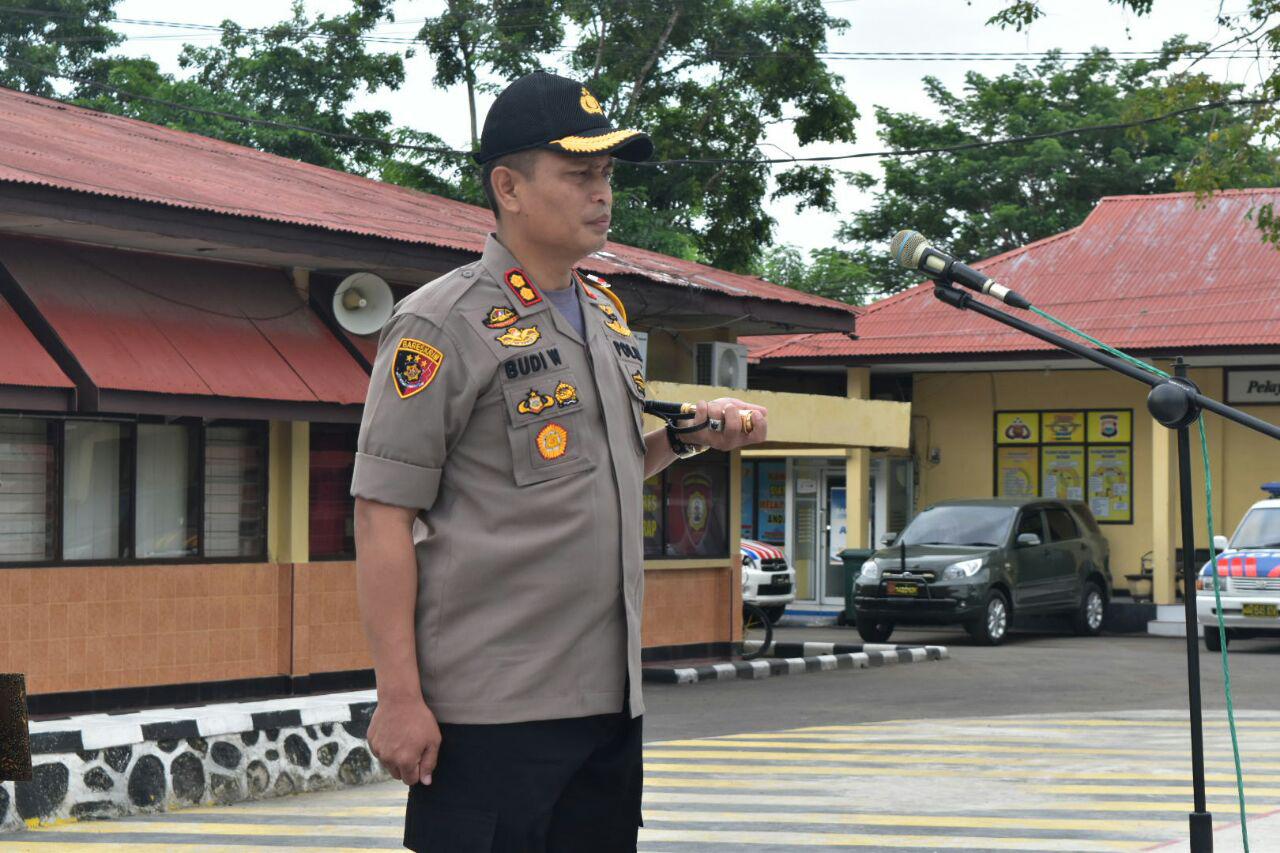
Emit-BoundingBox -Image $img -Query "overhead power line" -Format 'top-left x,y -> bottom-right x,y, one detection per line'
2,56 -> 1268,170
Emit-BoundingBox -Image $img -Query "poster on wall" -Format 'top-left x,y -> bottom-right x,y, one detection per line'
740,463 -> 756,540
996,412 -> 1039,444
1087,446 -> 1132,523
1087,410 -> 1132,443
996,447 -> 1039,497
642,476 -> 662,557
665,462 -> 728,557
758,461 -> 787,544
828,487 -> 847,566
1041,412 -> 1085,444
1041,446 -> 1085,500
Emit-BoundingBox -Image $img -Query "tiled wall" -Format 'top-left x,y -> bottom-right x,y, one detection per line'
641,566 -> 734,648
292,561 -> 372,676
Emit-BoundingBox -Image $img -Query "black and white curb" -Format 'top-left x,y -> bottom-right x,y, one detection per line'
642,642 -> 949,685
1,691 -> 385,833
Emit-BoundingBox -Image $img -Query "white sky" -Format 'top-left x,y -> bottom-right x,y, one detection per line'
112,0 -> 1266,256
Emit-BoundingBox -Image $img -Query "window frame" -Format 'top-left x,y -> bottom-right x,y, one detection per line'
0,411 -> 269,569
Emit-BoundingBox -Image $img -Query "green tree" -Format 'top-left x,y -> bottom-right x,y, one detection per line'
756,244 -> 872,305
838,45 -> 1277,295
74,1 -> 406,174
0,0 -> 120,96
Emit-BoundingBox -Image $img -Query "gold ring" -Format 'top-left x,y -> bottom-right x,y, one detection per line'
740,410 -> 754,435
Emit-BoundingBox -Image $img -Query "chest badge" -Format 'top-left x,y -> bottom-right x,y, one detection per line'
554,381 -> 579,408
536,422 -> 569,460
631,371 -> 646,396
483,305 -> 518,329
517,389 -> 556,416
597,302 -> 631,336
496,325 -> 541,348
391,337 -> 444,399
505,269 -> 543,307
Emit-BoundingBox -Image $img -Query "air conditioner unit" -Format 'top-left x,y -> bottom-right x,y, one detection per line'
695,342 -> 748,389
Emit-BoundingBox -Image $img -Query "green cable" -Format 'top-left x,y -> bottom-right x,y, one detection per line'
1029,305 -> 1249,849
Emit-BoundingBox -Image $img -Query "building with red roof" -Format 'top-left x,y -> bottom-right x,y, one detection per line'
748,189 -> 1280,621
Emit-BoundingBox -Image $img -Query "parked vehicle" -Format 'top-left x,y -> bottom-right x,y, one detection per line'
853,498 -> 1112,645
740,539 -> 795,625
1197,484 -> 1280,651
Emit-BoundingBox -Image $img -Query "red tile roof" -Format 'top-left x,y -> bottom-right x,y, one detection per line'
0,86 -> 852,319
746,189 -> 1280,362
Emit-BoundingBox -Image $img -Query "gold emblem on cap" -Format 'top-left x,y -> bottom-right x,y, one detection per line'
580,87 -> 603,116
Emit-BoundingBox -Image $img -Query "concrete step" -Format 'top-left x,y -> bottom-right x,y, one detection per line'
1148,604 -> 1202,637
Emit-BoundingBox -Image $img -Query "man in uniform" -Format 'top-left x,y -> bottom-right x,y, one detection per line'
351,70 -> 768,852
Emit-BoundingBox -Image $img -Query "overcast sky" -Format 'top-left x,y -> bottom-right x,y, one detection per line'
112,0 -> 1265,257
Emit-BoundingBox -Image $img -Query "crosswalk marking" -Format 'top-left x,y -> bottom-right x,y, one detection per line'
2,711 -> 1273,851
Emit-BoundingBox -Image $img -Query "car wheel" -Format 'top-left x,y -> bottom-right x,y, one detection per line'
761,605 -> 786,626
1204,626 -> 1228,652
857,620 -> 894,643
1072,582 -> 1106,636
966,590 -> 1010,646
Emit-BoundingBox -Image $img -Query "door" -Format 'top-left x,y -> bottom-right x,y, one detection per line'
822,472 -> 847,605
1042,505 -> 1084,606
1011,507 -> 1055,610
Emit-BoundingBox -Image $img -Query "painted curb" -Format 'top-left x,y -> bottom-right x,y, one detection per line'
642,643 -> 949,685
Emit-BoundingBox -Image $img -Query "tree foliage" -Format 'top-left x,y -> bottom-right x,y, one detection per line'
0,0 -> 120,96
837,45 -> 1278,296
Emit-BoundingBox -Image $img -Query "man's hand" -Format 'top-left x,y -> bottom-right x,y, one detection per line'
680,397 -> 768,451
367,694 -> 442,787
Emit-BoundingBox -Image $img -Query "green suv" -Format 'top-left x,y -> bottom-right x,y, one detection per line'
853,498 -> 1111,645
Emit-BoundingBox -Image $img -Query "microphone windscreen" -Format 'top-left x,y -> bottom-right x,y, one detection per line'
890,230 -> 930,271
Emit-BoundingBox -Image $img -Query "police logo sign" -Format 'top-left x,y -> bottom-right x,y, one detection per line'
392,337 -> 444,399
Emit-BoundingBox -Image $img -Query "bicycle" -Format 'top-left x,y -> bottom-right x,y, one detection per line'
741,601 -> 774,660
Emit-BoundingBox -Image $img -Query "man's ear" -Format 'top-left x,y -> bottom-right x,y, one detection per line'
490,165 -> 523,218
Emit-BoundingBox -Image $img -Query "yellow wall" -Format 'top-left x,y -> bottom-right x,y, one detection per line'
911,366 -> 1280,604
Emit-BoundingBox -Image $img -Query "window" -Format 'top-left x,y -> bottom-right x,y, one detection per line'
0,417 -> 57,562
63,420 -> 130,560
739,460 -> 786,546
136,424 -> 199,559
204,425 -> 268,558
1015,510 -> 1045,543
309,423 -> 357,559
649,453 -> 731,558
1044,507 -> 1079,542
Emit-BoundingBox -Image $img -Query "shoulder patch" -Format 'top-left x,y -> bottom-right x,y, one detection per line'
392,337 -> 444,399
505,269 -> 543,307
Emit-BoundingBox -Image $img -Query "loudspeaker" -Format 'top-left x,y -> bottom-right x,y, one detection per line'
332,272 -> 394,335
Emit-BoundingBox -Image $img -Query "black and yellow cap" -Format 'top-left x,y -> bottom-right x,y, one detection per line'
474,71 -> 653,165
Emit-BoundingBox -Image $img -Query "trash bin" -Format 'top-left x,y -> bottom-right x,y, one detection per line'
839,548 -> 876,626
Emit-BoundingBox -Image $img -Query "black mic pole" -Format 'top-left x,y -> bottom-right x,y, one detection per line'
933,283 -> 1280,853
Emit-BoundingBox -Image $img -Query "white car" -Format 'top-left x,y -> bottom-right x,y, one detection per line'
741,539 -> 796,624
1196,484 -> 1280,651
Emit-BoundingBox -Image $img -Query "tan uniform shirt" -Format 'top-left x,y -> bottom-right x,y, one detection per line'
350,235 -> 647,724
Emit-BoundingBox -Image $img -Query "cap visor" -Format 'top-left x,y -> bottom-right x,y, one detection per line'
546,128 -> 653,162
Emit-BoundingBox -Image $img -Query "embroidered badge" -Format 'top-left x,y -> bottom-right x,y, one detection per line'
483,305 -> 518,329
597,303 -> 631,336
554,381 -> 579,408
517,389 -> 556,416
496,325 -> 541,348
391,338 -> 444,399
631,371 -> 646,396
536,422 -> 569,460
505,269 -> 542,307
580,87 -> 604,116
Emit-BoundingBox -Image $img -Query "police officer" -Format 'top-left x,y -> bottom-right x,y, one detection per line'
351,70 -> 768,853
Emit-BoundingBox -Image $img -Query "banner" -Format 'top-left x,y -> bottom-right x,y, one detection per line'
1041,446 -> 1085,501
996,446 -> 1039,497
1087,446 -> 1132,523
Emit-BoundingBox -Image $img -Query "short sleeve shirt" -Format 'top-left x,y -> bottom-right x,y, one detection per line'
350,235 -> 648,724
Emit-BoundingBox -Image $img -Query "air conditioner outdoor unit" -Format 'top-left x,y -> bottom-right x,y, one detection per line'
695,342 -> 748,389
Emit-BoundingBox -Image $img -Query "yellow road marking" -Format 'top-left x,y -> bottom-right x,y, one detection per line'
637,827 -> 1153,850
1033,783 -> 1280,796
19,821 -> 400,838
640,792 -> 1265,815
639,807 -> 1171,832
796,719 -> 1280,731
0,847 -> 372,853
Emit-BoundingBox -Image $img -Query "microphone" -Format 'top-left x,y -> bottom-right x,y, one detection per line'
890,230 -> 1031,309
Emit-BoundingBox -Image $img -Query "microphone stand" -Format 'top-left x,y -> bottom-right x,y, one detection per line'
933,283 -> 1280,853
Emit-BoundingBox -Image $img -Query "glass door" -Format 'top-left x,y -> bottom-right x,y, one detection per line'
821,471 -> 847,605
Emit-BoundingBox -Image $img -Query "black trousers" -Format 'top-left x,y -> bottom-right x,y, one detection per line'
403,709 -> 643,853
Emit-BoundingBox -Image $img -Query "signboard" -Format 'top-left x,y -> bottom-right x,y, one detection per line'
1226,368 -> 1280,405
758,461 -> 786,544
740,463 -> 755,540
1087,410 -> 1131,443
996,412 -> 1039,444
1041,446 -> 1086,501
1087,446 -> 1132,523
996,446 -> 1039,497
1041,411 -> 1085,444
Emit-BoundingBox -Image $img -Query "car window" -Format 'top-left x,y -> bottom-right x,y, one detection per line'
1230,507 -> 1280,549
897,505 -> 1016,547
1015,510 -> 1046,543
1069,503 -> 1102,535
1044,507 -> 1080,542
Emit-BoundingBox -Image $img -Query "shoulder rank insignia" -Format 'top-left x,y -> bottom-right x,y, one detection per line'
597,303 -> 631,336
517,389 -> 555,416
631,371 -> 646,396
554,381 -> 579,408
392,337 -> 444,399
483,305 -> 518,329
505,269 -> 542,307
536,422 -> 569,460
496,325 -> 541,348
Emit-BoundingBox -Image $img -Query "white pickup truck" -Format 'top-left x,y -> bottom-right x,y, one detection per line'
1197,484 -> 1280,651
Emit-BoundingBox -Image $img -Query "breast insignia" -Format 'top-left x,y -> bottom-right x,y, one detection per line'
631,371 -> 646,396
597,303 -> 631,336
496,325 -> 542,348
554,381 -> 579,408
536,422 -> 569,460
517,389 -> 556,416
483,305 -> 519,329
